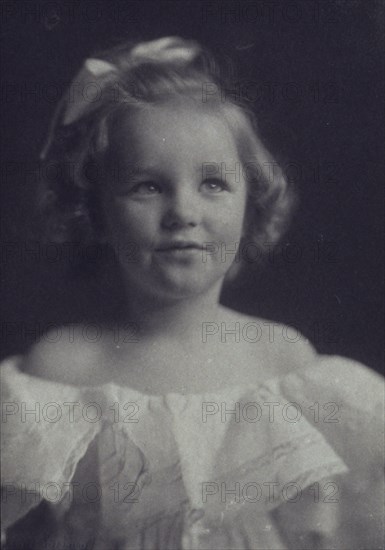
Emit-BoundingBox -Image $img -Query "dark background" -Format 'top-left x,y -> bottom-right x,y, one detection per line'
1,0 -> 384,373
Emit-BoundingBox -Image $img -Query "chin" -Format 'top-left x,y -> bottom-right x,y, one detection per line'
152,279 -> 216,301
134,271 -> 223,301
121,261 -> 230,301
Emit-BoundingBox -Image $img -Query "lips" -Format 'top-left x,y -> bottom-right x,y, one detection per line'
156,241 -> 203,251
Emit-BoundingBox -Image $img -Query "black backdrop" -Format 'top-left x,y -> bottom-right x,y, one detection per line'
1,0 -> 384,374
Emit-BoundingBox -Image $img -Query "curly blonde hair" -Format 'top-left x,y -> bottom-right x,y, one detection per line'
37,37 -> 296,274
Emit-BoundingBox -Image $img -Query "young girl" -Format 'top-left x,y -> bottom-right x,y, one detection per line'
1,36 -> 383,550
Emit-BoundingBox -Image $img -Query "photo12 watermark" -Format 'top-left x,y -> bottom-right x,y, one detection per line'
1,479 -> 150,505
2,400 -> 140,424
201,320 -> 341,344
201,400 -> 340,424
201,479 -> 340,505
0,321 -> 141,345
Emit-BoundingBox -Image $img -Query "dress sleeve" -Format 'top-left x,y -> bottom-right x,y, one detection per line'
1,356 -> 101,534
274,354 -> 384,549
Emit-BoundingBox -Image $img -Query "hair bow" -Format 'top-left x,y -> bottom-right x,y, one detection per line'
130,36 -> 199,65
40,37 -> 200,160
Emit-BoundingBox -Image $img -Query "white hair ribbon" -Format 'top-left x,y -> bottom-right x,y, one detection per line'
130,36 -> 199,66
40,37 -> 201,160
62,59 -> 118,126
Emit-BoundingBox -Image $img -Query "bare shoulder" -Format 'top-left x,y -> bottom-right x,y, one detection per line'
219,306 -> 317,380
21,324 -> 110,386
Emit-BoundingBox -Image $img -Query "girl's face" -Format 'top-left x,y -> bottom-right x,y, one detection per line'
101,100 -> 248,300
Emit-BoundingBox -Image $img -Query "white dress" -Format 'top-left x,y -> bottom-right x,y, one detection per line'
1,353 -> 384,549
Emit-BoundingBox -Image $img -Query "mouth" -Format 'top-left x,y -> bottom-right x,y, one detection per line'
156,241 -> 203,252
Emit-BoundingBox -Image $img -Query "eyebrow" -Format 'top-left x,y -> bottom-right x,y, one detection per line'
111,161 -> 235,183
110,166 -> 160,183
119,166 -> 159,175
115,165 -> 221,176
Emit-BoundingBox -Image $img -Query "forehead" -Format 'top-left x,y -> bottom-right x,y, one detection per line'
107,100 -> 241,167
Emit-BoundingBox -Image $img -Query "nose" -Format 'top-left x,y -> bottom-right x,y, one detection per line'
161,185 -> 201,230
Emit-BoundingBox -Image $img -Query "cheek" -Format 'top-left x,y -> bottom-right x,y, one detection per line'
218,196 -> 247,239
106,202 -> 158,245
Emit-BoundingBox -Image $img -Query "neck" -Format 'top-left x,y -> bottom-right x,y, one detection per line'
118,281 -> 224,342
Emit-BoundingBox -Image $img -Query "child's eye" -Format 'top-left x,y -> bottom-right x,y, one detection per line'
131,181 -> 162,195
201,179 -> 228,193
